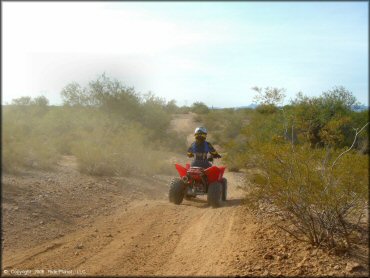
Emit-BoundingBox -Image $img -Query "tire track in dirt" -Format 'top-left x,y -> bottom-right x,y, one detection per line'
3,169 -> 254,276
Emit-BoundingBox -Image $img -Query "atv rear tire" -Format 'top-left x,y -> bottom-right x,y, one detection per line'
221,178 -> 227,201
169,178 -> 185,205
207,182 -> 222,208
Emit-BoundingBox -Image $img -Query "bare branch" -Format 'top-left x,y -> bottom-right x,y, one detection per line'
276,224 -> 310,243
331,122 -> 369,169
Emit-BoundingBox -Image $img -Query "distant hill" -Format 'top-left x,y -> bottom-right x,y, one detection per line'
211,104 -> 257,110
237,103 -> 258,109
352,104 -> 368,112
210,103 -> 368,111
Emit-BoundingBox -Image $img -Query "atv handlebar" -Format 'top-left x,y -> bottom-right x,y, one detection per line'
208,154 -> 222,162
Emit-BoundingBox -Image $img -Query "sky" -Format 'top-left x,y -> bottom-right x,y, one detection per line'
2,2 -> 368,107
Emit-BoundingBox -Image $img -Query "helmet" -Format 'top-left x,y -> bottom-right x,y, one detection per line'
194,127 -> 207,140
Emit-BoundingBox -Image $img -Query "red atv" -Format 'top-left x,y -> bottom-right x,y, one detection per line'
169,160 -> 227,208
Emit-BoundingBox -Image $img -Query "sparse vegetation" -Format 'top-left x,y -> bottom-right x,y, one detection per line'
3,99 -> 59,172
3,77 -> 368,252
3,74 -> 186,175
244,142 -> 368,250
191,101 -> 209,114
198,85 -> 369,251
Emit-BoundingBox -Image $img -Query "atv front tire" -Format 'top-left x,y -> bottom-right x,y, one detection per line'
169,178 -> 185,205
207,182 -> 222,208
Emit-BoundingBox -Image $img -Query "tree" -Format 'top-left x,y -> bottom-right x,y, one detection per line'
252,87 -> 286,114
290,87 -> 360,148
33,96 -> 49,107
252,86 -> 286,106
321,86 -> 358,112
60,74 -> 142,119
191,102 -> 209,114
61,82 -> 88,106
165,99 -> 178,114
11,96 -> 32,105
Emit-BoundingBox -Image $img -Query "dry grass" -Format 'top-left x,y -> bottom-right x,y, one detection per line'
2,95 -> 184,176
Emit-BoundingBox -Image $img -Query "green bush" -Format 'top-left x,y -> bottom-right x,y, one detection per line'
289,87 -> 362,148
191,102 -> 209,114
252,86 -> 286,106
244,143 -> 368,249
2,75 -> 187,175
209,86 -> 369,251
3,101 -> 177,175
60,74 -> 177,142
70,123 -> 171,176
3,104 -> 59,172
255,104 -> 279,114
200,108 -> 249,146
140,92 -> 172,139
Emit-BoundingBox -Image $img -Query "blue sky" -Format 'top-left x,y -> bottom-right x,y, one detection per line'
3,2 -> 368,106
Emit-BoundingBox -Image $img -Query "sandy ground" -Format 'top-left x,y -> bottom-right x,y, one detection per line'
2,113 -> 368,277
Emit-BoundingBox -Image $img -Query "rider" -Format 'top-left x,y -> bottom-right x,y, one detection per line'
187,127 -> 221,168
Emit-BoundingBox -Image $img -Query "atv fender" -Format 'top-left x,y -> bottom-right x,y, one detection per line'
204,166 -> 226,183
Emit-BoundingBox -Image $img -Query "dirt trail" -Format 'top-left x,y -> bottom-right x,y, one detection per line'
3,113 -> 368,276
170,112 -> 199,145
3,161 -> 253,276
3,113 -> 254,276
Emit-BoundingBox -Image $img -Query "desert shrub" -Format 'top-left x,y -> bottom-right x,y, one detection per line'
215,85 -> 369,250
223,136 -> 249,172
252,86 -> 286,106
61,74 -> 176,142
191,102 -> 209,114
319,116 -> 352,148
3,103 -> 59,172
3,100 -> 177,175
255,104 -> 279,114
70,122 -> 171,176
245,142 -> 368,250
61,74 -> 142,120
2,75 -> 186,175
222,108 -> 286,171
3,129 -> 59,173
11,96 -> 33,105
349,110 -> 369,154
200,108 -> 248,146
53,105 -> 178,176
164,99 -> 180,114
153,130 -> 188,154
177,105 -> 191,114
140,92 -> 172,138
223,87 -> 368,170
252,86 -> 285,114
289,87 -> 362,148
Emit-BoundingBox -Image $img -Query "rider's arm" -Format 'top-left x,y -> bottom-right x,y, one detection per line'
208,142 -> 221,158
187,144 -> 194,158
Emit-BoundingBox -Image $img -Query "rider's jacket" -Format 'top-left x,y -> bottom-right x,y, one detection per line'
187,140 -> 219,162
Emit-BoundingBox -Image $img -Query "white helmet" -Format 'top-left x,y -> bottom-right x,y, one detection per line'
194,127 -> 207,139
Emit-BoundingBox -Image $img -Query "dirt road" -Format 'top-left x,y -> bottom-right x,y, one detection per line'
2,113 -> 368,276
3,156 -> 255,276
